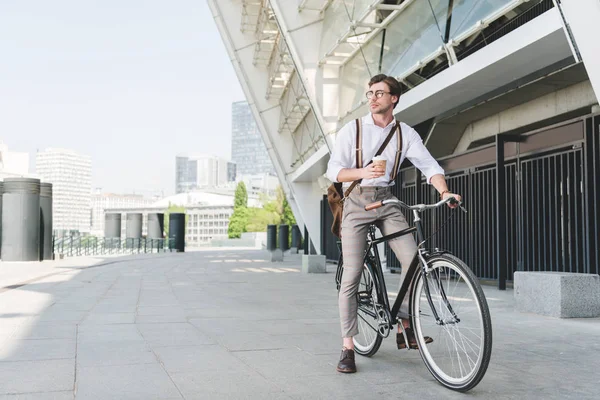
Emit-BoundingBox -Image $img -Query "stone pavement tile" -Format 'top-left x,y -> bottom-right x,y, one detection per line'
184,307 -> 248,320
135,314 -> 188,324
0,391 -> 74,399
274,374 -> 388,400
136,306 -> 186,316
153,344 -> 251,373
137,296 -> 180,307
76,341 -> 157,367
277,332 -> 342,355
213,330 -> 290,352
37,310 -> 87,323
0,339 -> 75,362
169,370 -> 290,400
257,319 -> 336,336
90,302 -> 137,313
75,363 -> 181,400
80,313 -> 136,325
0,359 -> 74,394
0,291 -> 52,316
233,348 -> 338,380
47,299 -> 98,312
188,317 -> 263,336
77,324 -> 144,343
136,323 -> 216,347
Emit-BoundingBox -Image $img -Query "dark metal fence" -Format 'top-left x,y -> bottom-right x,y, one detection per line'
385,115 -> 600,287
321,114 -> 600,286
52,236 -> 176,258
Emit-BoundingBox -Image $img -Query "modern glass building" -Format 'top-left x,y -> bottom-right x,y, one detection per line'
231,101 -> 276,176
210,0 -> 600,287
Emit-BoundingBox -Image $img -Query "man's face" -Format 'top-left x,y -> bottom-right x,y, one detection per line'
367,82 -> 397,115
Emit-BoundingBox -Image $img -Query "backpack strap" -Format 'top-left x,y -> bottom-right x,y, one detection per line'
389,121 -> 403,183
355,118 -> 363,169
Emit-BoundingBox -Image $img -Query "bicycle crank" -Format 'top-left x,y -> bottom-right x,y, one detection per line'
376,306 -> 392,338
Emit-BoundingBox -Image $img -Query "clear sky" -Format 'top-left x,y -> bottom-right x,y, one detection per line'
0,1 -> 245,196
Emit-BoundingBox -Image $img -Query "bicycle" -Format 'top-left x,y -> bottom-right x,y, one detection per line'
334,196 -> 492,392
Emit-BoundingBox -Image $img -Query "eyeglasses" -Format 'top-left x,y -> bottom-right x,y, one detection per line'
366,90 -> 391,100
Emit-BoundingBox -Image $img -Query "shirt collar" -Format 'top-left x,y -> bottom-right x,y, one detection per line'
363,113 -> 397,129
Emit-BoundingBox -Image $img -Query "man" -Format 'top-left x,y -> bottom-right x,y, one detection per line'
326,74 -> 462,374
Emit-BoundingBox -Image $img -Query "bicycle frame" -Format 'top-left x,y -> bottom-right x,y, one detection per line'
358,208 -> 455,329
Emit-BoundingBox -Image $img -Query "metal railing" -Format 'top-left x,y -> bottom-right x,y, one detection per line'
455,0 -> 555,62
422,0 -> 555,81
52,236 -> 176,258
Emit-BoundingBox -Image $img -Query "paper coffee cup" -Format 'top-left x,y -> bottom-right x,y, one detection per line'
372,156 -> 386,170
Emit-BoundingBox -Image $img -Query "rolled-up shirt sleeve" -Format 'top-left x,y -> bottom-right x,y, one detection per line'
403,123 -> 445,184
326,122 -> 354,183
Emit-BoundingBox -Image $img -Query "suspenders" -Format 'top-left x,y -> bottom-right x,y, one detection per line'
342,118 -> 403,199
356,119 -> 402,183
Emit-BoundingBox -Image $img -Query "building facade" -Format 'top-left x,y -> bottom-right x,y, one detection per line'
35,148 -> 92,234
210,0 -> 600,286
231,100 -> 275,176
175,154 -> 231,193
0,141 -> 29,179
90,190 -> 156,236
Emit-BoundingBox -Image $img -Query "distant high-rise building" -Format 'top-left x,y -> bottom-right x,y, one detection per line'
227,161 -> 237,183
175,154 -> 231,193
35,148 -> 92,234
231,101 -> 275,176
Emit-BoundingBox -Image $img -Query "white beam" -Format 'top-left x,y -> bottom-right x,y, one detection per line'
560,0 -> 600,101
268,0 -> 330,152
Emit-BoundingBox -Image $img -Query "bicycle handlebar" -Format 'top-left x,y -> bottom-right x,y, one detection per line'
365,196 -> 466,213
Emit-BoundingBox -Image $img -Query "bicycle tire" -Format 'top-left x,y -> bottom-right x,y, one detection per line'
411,253 -> 492,392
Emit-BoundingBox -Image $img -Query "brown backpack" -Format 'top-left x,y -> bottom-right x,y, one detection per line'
327,119 -> 402,238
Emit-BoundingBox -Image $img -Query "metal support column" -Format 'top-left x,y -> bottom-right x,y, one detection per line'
496,134 -> 525,290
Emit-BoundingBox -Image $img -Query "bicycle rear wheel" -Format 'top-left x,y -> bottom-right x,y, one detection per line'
411,253 -> 492,391
351,261 -> 383,357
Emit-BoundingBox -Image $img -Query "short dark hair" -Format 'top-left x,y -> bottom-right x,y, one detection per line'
368,74 -> 402,108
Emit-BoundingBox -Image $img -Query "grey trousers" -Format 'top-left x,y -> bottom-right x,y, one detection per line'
339,186 -> 417,338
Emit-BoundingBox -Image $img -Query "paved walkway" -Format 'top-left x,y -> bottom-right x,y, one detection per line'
0,250 -> 598,399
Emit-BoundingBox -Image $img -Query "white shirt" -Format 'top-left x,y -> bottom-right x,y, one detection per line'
326,114 -> 444,186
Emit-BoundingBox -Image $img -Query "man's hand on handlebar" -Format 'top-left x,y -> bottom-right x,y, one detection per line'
442,192 -> 462,209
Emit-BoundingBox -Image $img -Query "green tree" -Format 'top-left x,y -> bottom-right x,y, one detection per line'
234,182 -> 248,208
228,182 -> 250,238
246,207 -> 280,232
281,197 -> 296,226
243,185 -> 296,234
228,207 -> 249,239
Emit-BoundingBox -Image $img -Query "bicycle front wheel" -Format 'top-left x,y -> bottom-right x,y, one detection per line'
411,253 -> 492,392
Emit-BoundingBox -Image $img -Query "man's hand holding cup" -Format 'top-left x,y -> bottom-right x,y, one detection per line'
363,156 -> 387,179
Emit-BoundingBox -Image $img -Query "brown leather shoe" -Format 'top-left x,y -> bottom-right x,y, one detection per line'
336,348 -> 356,373
397,327 -> 433,349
